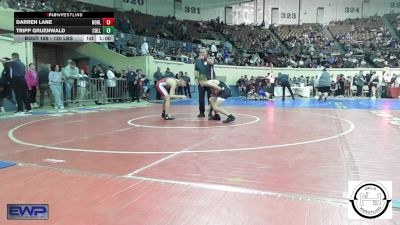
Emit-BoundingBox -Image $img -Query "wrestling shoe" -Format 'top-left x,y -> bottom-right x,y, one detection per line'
164,114 -> 175,120
223,115 -> 235,123
209,114 -> 221,121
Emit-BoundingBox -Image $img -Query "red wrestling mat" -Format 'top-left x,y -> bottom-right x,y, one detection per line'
0,105 -> 399,224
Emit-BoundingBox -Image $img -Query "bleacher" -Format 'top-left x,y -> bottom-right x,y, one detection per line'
4,1 -> 400,68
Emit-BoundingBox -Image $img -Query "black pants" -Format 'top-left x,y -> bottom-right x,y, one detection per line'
281,82 -> 294,100
128,82 -> 135,101
184,84 -> 191,97
39,84 -> 53,107
356,85 -> 363,97
198,84 -> 212,115
368,84 -> 372,97
154,81 -> 161,100
338,83 -> 345,96
270,83 -> 276,97
11,77 -> 31,112
133,85 -> 141,102
177,86 -> 183,95
28,86 -> 37,104
0,84 -> 15,107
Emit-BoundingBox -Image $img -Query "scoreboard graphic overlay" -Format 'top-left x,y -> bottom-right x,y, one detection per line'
14,12 -> 115,42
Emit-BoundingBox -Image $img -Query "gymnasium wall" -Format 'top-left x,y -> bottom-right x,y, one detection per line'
0,35 -> 34,73
118,0 -> 226,21
0,7 -> 14,31
262,0 -> 300,25
232,2 -> 256,25
262,0 -> 400,26
78,0 -> 400,26
147,57 -> 400,85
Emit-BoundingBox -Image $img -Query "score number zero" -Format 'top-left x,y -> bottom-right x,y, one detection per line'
102,18 -> 115,34
91,27 -> 116,34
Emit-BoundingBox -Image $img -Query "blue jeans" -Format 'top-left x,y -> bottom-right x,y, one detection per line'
64,81 -> 74,102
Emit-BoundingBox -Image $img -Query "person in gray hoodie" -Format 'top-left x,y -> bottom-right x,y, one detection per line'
62,60 -> 79,105
49,65 -> 64,110
277,72 -> 295,101
354,71 -> 365,97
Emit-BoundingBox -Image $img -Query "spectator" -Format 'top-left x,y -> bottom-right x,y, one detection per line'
92,64 -> 106,105
337,74 -> 345,97
345,76 -> 351,97
153,66 -> 164,100
164,67 -> 174,78
395,75 -> 400,87
62,60 -> 79,106
141,41 -> 149,55
277,72 -> 295,101
38,63 -> 53,108
48,64 -> 64,111
354,71 -> 365,97
77,69 -> 89,106
316,67 -> 331,101
268,73 -> 276,98
369,72 -> 380,99
106,66 -> 117,102
210,43 -> 218,56
236,76 -> 245,96
183,72 -> 192,98
26,63 -> 39,108
176,71 -> 184,95
141,73 -> 150,100
126,66 -> 137,102
133,69 -> 142,102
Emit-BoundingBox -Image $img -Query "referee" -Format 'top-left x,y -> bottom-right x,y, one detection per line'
195,48 -> 215,118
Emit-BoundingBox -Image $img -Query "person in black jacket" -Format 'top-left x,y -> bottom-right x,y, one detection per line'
365,72 -> 372,98
0,58 -> 15,113
126,66 -> 137,102
175,71 -> 184,95
38,64 -> 53,107
133,69 -> 142,102
277,72 -> 295,101
92,64 -> 106,105
1,53 -> 32,114
153,67 -> 164,100
183,72 -> 192,98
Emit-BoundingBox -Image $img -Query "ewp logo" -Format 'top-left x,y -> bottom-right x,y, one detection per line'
7,204 -> 49,220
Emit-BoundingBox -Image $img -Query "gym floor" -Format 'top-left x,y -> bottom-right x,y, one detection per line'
0,98 -> 399,224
